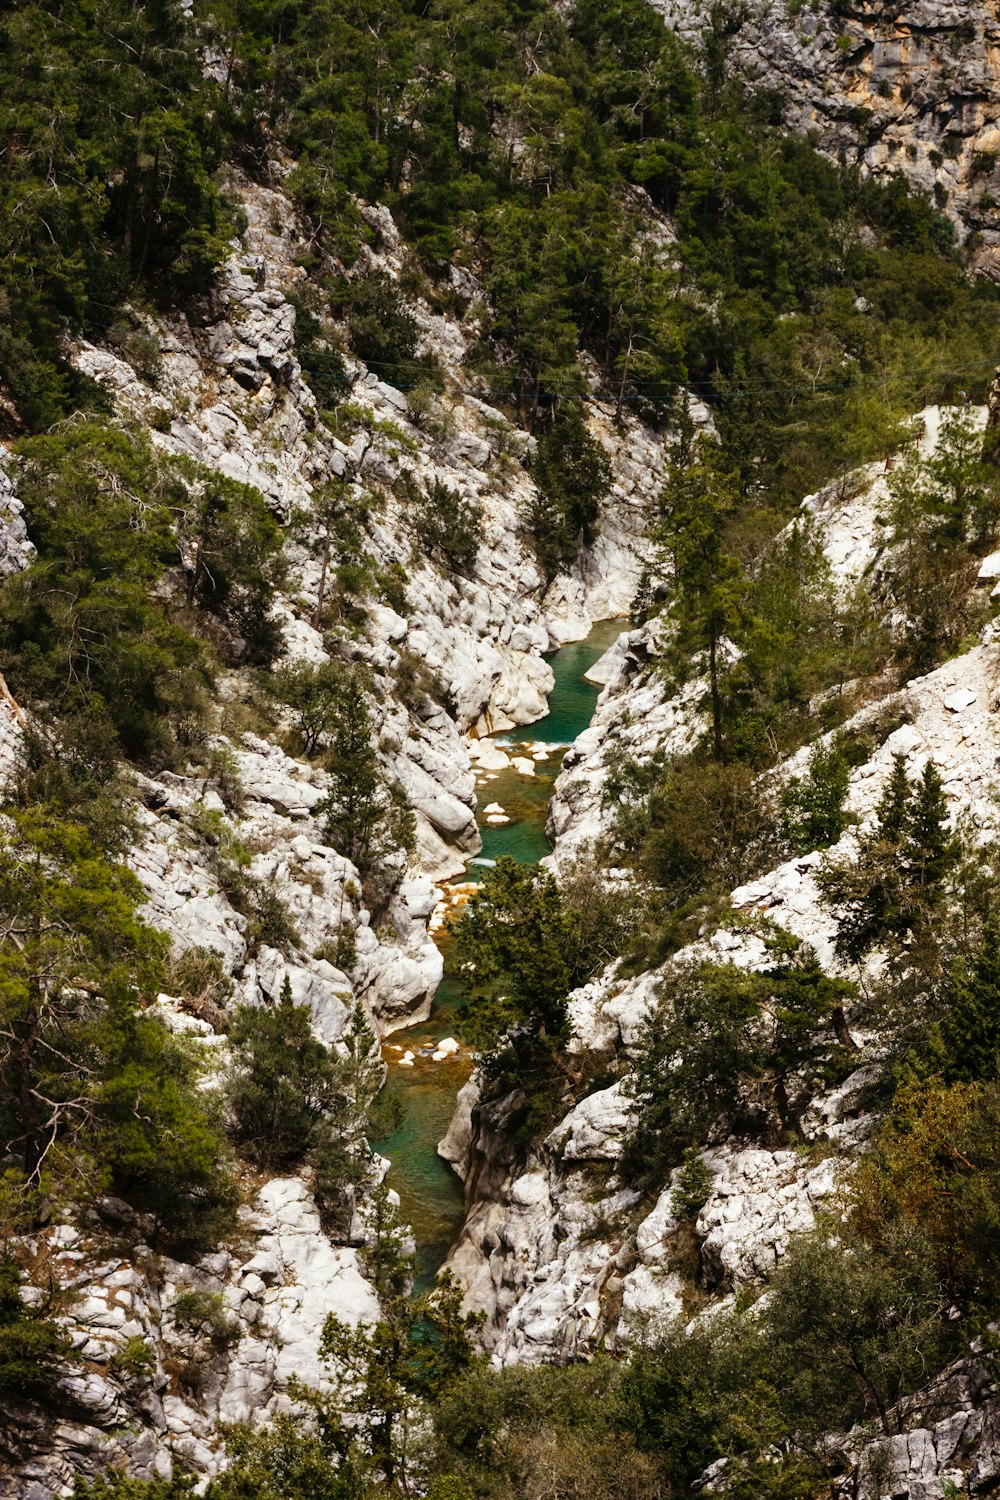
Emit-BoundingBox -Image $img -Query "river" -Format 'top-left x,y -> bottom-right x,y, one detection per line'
373,619 -> 625,1288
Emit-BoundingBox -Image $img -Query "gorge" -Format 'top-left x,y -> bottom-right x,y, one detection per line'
6,1 -> 1000,1497
376,620 -> 625,1288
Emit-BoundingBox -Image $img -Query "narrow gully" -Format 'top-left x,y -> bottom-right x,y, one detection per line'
373,619 -> 625,1289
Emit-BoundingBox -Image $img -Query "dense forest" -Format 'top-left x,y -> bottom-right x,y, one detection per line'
4,0 -> 1000,1496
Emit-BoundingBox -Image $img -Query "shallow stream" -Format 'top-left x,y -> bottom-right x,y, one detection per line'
374,619 -> 624,1288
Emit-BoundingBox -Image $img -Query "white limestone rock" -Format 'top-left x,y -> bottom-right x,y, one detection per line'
546,1083 -> 635,1162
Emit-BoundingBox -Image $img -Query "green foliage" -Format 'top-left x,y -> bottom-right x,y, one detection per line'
779,734 -> 854,854
602,751 -> 779,954
226,981 -> 340,1170
275,661 -> 346,757
225,989 -> 383,1237
343,272 -> 421,388
625,947 -> 854,1185
172,1287 -> 239,1350
319,670 -> 415,900
655,421 -> 743,758
451,853 -> 639,1133
613,1220 -> 953,1491
187,807 -> 300,957
756,1223 -> 950,1442
291,479 -> 381,629
890,407 -> 1000,550
0,422 -> 209,762
0,802 -> 233,1247
409,477 -> 483,572
0,1258 -> 72,1400
205,1416 -> 354,1500
935,913 -> 1000,1084
289,289 -> 352,411
305,1261 -> 481,1493
9,712 -> 138,859
167,1285 -> 240,1395
433,1358 -> 658,1500
181,471 -> 285,665
0,0 -> 235,430
818,754 -> 959,966
528,405 -> 612,579
554,848 -> 647,977
452,857 -> 576,1080
167,946 -> 233,1026
885,408 -> 1000,674
311,1005 -> 387,1236
853,1077 -> 1000,1318
74,1476 -> 196,1500
651,409 -> 874,766
0,805 -> 164,1181
731,521 -> 880,760
95,1017 -> 236,1252
110,1335 -> 156,1381
671,1147 -> 713,1223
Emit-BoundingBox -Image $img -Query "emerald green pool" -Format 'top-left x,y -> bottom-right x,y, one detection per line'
373,619 -> 625,1288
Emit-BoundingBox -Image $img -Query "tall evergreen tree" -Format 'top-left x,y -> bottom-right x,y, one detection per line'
655,421 -> 744,759
319,671 -> 413,892
938,914 -> 1000,1084
819,756 -> 958,965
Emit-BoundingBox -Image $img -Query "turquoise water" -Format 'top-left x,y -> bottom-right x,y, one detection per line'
373,619 -> 625,1289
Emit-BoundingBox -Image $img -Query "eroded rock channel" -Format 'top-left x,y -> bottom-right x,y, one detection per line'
374,619 -> 625,1287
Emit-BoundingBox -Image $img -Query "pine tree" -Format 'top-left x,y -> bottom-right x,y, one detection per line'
819,755 -> 957,965
452,856 -> 575,1064
655,426 -> 744,760
319,671 -> 414,894
939,914 -> 1000,1083
181,471 -> 285,664
904,761 -> 958,895
299,1189 -> 481,1493
224,982 -> 339,1170
528,403 -> 612,579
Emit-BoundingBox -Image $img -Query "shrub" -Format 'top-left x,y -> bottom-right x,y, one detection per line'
225,980 -> 339,1171
96,1019 -> 238,1254
527,404 -> 611,578
274,660 -> 344,757
0,1258 -> 73,1400
168,1286 -> 240,1395
172,1287 -> 239,1351
205,1416 -> 352,1500
779,734 -> 854,854
110,1335 -> 156,1382
409,476 -> 482,572
603,752 -> 780,952
852,1077 -> 1000,1315
671,1147 -> 714,1223
74,1475 -> 196,1499
624,950 -> 854,1185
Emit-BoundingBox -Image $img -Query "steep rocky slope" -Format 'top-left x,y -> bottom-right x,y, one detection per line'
1,162 -> 670,1494
440,403 -> 1000,1493
6,7 -> 1000,1489
655,1 -> 1000,268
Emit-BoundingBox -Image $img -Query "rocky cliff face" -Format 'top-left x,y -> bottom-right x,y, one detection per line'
440,402 -> 1000,1491
54,161 -> 669,1052
654,1 -> 1000,268
10,10 -> 1000,1482
2,159 -> 668,1494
